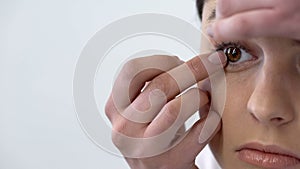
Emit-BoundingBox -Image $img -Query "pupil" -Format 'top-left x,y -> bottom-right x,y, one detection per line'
224,47 -> 241,62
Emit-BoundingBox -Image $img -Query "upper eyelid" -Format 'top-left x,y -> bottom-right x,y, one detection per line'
215,41 -> 248,51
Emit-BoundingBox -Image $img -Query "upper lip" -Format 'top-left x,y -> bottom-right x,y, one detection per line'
237,142 -> 300,160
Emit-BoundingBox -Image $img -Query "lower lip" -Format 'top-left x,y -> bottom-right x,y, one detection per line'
237,149 -> 300,169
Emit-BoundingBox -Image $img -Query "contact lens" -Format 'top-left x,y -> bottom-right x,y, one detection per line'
224,47 -> 241,62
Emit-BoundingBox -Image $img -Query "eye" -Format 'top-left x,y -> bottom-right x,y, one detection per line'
216,42 -> 259,72
224,47 -> 242,62
224,47 -> 252,65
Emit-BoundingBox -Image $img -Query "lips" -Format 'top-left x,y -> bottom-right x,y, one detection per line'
236,143 -> 300,169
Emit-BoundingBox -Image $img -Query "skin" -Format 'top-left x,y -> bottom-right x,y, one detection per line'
106,0 -> 300,168
105,52 -> 226,169
209,0 -> 300,42
202,0 -> 300,168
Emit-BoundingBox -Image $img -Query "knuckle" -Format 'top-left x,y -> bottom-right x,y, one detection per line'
111,121 -> 128,147
105,97 -> 115,119
189,57 -> 205,76
151,75 -> 172,95
171,55 -> 180,61
121,58 -> 141,80
151,55 -> 182,65
111,130 -> 123,148
168,55 -> 184,65
112,120 -> 127,133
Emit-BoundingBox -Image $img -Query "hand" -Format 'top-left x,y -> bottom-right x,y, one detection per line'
105,52 -> 226,169
208,0 -> 300,41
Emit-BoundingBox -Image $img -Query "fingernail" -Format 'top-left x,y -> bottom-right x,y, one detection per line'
198,111 -> 221,144
206,25 -> 214,38
208,52 -> 227,65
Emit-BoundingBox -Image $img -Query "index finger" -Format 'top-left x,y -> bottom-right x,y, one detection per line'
132,51 -> 227,111
216,0 -> 272,19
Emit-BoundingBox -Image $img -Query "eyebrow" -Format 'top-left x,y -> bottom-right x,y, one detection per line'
208,8 -> 216,21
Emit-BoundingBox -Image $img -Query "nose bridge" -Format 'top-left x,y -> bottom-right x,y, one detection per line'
247,60 -> 295,126
263,62 -> 288,89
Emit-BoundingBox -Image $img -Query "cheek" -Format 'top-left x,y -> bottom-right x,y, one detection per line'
209,73 -> 255,167
222,73 -> 253,126
222,74 -> 252,142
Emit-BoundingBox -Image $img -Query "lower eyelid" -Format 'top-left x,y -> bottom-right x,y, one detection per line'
226,55 -> 261,72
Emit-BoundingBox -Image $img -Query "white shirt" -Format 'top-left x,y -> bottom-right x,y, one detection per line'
195,145 -> 222,169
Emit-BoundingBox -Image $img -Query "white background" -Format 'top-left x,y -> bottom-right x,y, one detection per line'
0,0 -> 204,169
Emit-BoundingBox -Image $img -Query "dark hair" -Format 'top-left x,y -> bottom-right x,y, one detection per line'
196,0 -> 204,20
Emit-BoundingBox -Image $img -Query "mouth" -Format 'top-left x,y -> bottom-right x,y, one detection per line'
236,142 -> 300,169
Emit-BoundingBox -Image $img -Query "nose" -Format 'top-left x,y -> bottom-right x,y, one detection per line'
247,63 -> 295,127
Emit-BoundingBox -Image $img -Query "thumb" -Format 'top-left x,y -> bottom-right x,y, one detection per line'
175,111 -> 221,161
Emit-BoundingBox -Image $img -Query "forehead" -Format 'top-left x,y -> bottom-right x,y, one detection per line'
203,0 -> 216,20
202,0 -> 216,28
204,0 -> 216,7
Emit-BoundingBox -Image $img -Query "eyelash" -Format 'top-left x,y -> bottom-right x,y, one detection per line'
215,41 -> 248,53
214,41 -> 258,72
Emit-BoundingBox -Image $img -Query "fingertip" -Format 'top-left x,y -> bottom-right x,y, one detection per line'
210,20 -> 225,42
207,51 -> 227,66
211,19 -> 236,42
206,25 -> 214,38
172,55 -> 185,65
206,21 -> 224,41
213,18 -> 254,41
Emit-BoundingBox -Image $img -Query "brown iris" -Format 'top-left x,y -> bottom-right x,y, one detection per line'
224,47 -> 242,62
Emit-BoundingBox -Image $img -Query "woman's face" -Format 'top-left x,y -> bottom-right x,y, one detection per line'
201,0 -> 300,169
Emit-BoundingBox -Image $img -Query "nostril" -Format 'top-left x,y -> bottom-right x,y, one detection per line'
271,117 -> 284,123
250,112 -> 285,125
250,113 -> 259,122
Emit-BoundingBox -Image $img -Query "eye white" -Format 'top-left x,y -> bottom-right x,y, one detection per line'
229,48 -> 252,64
